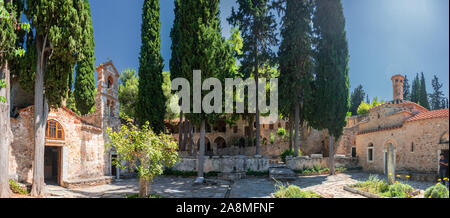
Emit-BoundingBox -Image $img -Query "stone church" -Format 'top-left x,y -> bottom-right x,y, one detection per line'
8,61 -> 120,188
350,75 -> 449,177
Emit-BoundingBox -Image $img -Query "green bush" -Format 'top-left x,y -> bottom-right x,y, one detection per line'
277,128 -> 286,138
382,183 -> 415,198
270,133 -> 275,144
424,183 -> 449,198
280,149 -> 302,163
273,183 -> 321,198
205,171 -> 220,177
9,180 -> 28,195
163,168 -> 197,177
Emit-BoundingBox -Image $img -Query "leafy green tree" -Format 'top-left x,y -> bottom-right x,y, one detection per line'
24,0 -> 87,196
0,0 -> 29,198
309,0 -> 349,175
419,72 -> 430,109
403,75 -> 410,101
162,71 -> 178,121
136,0 -> 166,134
357,101 -> 370,115
430,75 -> 444,110
106,121 -> 179,198
277,0 -> 314,157
74,0 -> 96,115
410,73 -> 420,104
228,0 -> 278,155
119,68 -> 139,120
349,85 -> 366,116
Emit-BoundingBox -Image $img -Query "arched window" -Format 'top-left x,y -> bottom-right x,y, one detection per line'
107,76 -> 114,89
46,120 -> 64,140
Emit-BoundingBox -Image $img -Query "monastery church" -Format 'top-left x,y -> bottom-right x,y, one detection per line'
8,61 -> 121,188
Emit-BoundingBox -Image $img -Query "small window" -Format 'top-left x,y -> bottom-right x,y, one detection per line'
351,147 -> 356,158
269,124 -> 274,130
367,144 -> 374,162
233,126 -> 238,133
378,113 -> 380,119
107,76 -> 113,89
411,143 -> 414,153
278,123 -> 282,128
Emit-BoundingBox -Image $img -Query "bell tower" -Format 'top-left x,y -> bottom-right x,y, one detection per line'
391,74 -> 405,101
95,61 -> 120,129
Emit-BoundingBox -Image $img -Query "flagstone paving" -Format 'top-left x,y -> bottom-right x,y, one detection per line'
229,172 -> 437,198
45,172 -> 437,198
46,176 -> 230,198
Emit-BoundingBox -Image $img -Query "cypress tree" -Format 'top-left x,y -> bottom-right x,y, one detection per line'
24,0 -> 87,196
136,0 -> 166,134
278,0 -> 314,157
310,0 -> 350,175
410,73 -> 420,103
349,85 -> 365,115
74,0 -> 96,115
403,75 -> 410,101
430,75 -> 444,110
228,0 -> 278,155
175,0 -> 234,180
419,72 -> 430,109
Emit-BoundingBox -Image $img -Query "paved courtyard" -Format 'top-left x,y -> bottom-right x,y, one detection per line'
46,172 -> 437,198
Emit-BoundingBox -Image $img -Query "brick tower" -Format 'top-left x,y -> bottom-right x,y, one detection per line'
391,74 -> 405,101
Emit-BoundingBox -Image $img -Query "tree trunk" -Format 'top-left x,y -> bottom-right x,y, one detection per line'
183,119 -> 188,151
31,41 -> 48,197
255,64 -> 260,155
294,102 -> 300,157
139,177 -> 150,198
0,62 -> 12,198
247,116 -> 253,147
189,122 -> 194,156
289,111 -> 293,151
197,119 -> 206,178
178,111 -> 183,150
329,135 -> 335,175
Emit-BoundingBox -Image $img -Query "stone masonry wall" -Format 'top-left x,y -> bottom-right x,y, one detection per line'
356,117 -> 449,174
286,155 -> 359,170
171,156 -> 270,173
9,106 -> 110,184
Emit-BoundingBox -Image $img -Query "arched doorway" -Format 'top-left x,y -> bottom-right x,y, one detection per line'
197,137 -> 212,156
214,137 -> 227,150
45,120 -> 64,186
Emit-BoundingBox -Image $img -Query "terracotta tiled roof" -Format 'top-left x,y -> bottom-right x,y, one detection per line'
369,99 -> 428,112
405,109 -> 449,123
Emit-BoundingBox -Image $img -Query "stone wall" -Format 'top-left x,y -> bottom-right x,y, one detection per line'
9,106 -> 111,185
285,155 -> 359,170
356,117 -> 449,174
171,156 -> 270,173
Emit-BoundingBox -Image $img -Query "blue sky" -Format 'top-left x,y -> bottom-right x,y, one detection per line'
90,0 -> 449,101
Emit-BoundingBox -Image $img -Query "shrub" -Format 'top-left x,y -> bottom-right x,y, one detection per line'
273,183 -> 321,198
424,183 -> 449,198
246,169 -> 269,177
205,171 -> 220,177
9,180 -> 28,195
277,128 -> 286,138
280,149 -> 302,163
382,183 -> 415,198
270,133 -> 275,144
163,169 -> 197,177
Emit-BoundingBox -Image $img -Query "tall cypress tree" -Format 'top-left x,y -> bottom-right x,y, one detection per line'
74,0 -> 96,115
175,0 -> 233,181
419,72 -> 430,109
24,0 -> 86,196
310,0 -> 350,175
403,75 -> 410,101
228,0 -> 278,155
278,0 -> 314,157
136,0 -> 166,134
410,73 -> 420,103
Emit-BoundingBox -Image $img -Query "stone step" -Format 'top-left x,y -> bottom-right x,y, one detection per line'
269,167 -> 296,181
